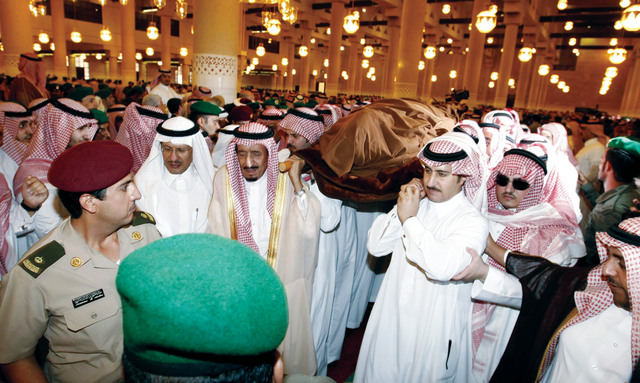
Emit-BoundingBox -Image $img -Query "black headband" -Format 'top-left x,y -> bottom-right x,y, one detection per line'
315,109 -> 332,115
607,225 -> 640,247
159,69 -> 171,74
199,86 -> 212,94
479,122 -> 500,130
51,99 -> 94,120
288,108 -> 324,122
506,136 -> 515,143
453,127 -> 479,144
422,142 -> 468,162
107,106 -> 126,113
258,114 -> 284,121
27,99 -> 50,113
156,120 -> 200,137
503,148 -> 548,175
491,112 -> 514,120
135,106 -> 169,121
4,110 -> 32,118
218,127 -> 274,140
20,54 -> 41,62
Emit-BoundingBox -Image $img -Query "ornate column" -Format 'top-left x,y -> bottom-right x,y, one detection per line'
493,12 -> 521,107
160,13 -> 172,72
0,0 -> 33,75
526,51 -> 545,109
393,0 -> 427,98
50,0 -> 68,79
120,0 -> 136,83
284,41 -> 294,91
346,38 -> 358,95
384,18 -> 401,98
514,59 -> 533,109
193,0 -> 239,104
422,58 -> 435,100
326,2 -> 345,95
462,0 -> 487,106
298,25 -> 311,93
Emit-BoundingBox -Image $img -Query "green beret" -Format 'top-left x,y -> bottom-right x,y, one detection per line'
116,234 -> 288,372
94,88 -> 112,100
98,83 -> 109,90
247,102 -> 260,111
190,101 -> 223,116
67,86 -> 94,101
293,102 -> 306,108
306,99 -> 318,108
278,104 -> 289,110
608,136 -> 640,158
263,98 -> 278,107
90,109 -> 108,124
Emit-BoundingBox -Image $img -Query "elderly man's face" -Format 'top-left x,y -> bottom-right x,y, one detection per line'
283,129 -> 310,152
237,143 -> 268,182
495,173 -> 530,209
602,246 -> 631,311
16,119 -> 35,143
161,142 -> 193,175
160,73 -> 172,86
422,163 -> 465,203
67,124 -> 94,148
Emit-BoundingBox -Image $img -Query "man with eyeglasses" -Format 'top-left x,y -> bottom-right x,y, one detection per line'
134,116 -> 215,237
460,148 -> 584,383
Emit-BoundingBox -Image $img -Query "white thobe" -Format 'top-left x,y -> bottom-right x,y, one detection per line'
575,137 -> 605,184
542,305 -> 632,383
0,149 -> 19,198
308,182 -> 341,376
149,84 -> 180,105
154,166 -> 210,237
2,198 -> 36,280
354,192 -> 488,383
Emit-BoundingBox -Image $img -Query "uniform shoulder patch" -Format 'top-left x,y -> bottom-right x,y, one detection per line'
19,241 -> 65,278
132,211 -> 156,226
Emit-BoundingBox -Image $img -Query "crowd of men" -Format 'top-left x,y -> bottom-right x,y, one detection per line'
0,55 -> 640,383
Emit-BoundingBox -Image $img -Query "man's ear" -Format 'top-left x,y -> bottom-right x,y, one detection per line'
458,174 -> 468,186
272,350 -> 284,383
197,116 -> 205,127
79,193 -> 99,214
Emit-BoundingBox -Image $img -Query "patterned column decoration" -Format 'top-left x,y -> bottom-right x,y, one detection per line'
394,82 -> 418,99
0,53 -> 21,77
193,53 -> 238,106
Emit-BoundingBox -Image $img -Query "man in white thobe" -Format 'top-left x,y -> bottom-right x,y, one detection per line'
354,132 -> 489,382
135,116 -> 214,237
149,68 -> 180,105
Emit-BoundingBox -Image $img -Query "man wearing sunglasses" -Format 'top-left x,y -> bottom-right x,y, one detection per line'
464,148 -> 585,383
355,132 -> 489,382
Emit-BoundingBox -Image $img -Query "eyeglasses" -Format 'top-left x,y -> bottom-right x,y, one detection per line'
495,174 -> 530,191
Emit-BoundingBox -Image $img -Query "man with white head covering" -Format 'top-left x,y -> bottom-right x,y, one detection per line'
465,216 -> 640,382
208,122 -> 321,376
354,132 -> 489,382
9,53 -> 47,107
135,116 -> 215,237
463,147 -> 585,382
480,110 -> 518,169
149,68 -> 179,105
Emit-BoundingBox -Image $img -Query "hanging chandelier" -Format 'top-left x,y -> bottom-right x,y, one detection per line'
621,0 -> 631,8
609,47 -> 627,64
538,64 -> 550,76
343,11 -> 360,34
363,45 -> 374,58
146,47 -> 155,56
361,59 -> 369,68
252,57 -> 259,65
96,53 -> 103,60
442,4 -> 451,14
324,59 -> 329,67
147,22 -> 159,40
622,4 -> 640,31
490,72 -> 498,80
475,7 -> 497,33
424,46 -> 436,59
33,43 -> 41,52
256,43 -> 266,57
154,0 -> 167,9
120,0 -> 128,5
282,7 -> 297,24
299,45 -> 308,57
518,47 -> 535,62
180,47 -> 188,57
605,67 -> 618,78
557,0 -> 567,10
550,74 -> 559,84
98,0 -> 106,5
418,61 -> 425,70
70,29 -> 82,43
38,32 -> 49,44
449,70 -> 457,78
100,27 -> 112,42
136,52 -> 143,60
564,21 -> 573,31
569,37 -> 576,46
266,19 -> 281,36
176,1 -> 187,20
281,57 -> 288,66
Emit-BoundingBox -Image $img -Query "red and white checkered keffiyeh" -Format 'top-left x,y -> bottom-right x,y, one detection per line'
13,98 -> 97,197
418,132 -> 488,214
0,174 -> 11,276
518,133 -> 581,225
0,102 -> 32,164
539,122 -> 579,167
539,217 -> 640,380
224,122 -> 279,253
107,104 -> 126,140
482,110 -> 518,169
472,149 -> 584,358
314,104 -> 340,130
255,108 -> 284,128
454,119 -> 488,156
115,103 -> 167,173
277,107 -> 325,145
26,98 -> 49,124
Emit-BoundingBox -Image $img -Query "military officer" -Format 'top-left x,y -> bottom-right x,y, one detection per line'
0,140 -> 161,383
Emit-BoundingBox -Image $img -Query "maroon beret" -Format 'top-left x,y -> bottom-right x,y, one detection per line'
48,141 -> 133,192
229,105 -> 253,123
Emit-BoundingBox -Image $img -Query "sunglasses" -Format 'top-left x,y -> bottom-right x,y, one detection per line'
495,174 -> 530,191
